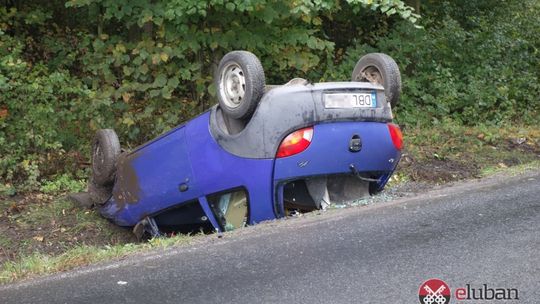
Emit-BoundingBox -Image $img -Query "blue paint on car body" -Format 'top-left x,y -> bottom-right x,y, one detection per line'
273,122 -> 399,181
102,111 -> 276,227
98,82 -> 402,232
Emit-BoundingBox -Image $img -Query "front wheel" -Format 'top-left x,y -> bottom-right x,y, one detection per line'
216,51 -> 266,120
91,129 -> 121,186
352,53 -> 401,107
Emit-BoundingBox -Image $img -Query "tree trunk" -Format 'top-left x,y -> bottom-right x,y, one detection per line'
406,0 -> 420,14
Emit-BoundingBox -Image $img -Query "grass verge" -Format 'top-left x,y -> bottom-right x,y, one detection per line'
0,233 -> 193,284
395,121 -> 539,183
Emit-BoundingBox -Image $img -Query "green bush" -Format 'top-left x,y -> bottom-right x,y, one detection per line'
0,1 -> 417,190
40,174 -> 86,194
331,0 -> 540,126
0,27 -> 112,189
1,0 -> 538,191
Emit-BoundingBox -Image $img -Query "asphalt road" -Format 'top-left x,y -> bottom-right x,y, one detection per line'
1,171 -> 539,303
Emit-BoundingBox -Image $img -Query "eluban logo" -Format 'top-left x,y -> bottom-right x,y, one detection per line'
455,284 -> 519,301
419,278 -> 451,304
419,279 -> 521,303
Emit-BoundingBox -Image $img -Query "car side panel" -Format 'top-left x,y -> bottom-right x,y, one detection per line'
101,125 -> 197,226
186,112 -> 276,225
102,112 -> 277,226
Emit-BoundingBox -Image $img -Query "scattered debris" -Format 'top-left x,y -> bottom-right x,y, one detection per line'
510,137 -> 527,145
7,204 -> 22,215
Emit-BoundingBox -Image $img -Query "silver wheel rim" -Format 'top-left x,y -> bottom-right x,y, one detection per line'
359,66 -> 384,86
219,63 -> 246,109
92,144 -> 104,174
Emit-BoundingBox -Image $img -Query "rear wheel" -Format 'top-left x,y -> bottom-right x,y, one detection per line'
216,51 -> 265,120
352,53 -> 401,106
92,129 -> 120,186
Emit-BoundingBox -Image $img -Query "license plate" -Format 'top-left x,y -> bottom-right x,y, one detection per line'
324,92 -> 377,109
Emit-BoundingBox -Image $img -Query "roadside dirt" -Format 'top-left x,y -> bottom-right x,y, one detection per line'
399,155 -> 480,182
0,194 -> 135,266
399,137 -> 540,184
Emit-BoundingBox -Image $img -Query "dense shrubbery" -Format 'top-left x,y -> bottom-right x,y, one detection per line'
0,10 -> 113,189
0,0 -> 538,191
0,0 -> 417,190
326,0 -> 540,125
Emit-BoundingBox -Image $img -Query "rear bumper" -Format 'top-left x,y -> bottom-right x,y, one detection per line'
274,121 -> 400,180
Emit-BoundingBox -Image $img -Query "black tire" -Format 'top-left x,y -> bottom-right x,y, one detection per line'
92,129 -> 121,186
352,53 -> 401,106
216,51 -> 265,120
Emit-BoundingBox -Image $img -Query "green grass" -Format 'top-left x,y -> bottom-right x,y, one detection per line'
480,160 -> 540,177
0,233 -> 193,284
0,196 -> 139,283
0,235 -> 13,250
398,121 -> 539,183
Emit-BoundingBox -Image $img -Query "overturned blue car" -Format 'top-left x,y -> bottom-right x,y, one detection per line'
70,51 -> 403,239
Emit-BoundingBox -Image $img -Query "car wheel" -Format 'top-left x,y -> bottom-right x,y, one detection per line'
216,51 -> 265,120
351,53 -> 401,106
92,129 -> 121,186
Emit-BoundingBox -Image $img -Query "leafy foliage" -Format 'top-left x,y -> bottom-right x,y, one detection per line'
1,0 -> 538,191
329,0 -> 540,126
0,0 -> 417,189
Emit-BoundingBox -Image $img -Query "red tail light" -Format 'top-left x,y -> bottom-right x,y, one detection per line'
388,123 -> 403,150
276,127 -> 314,158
